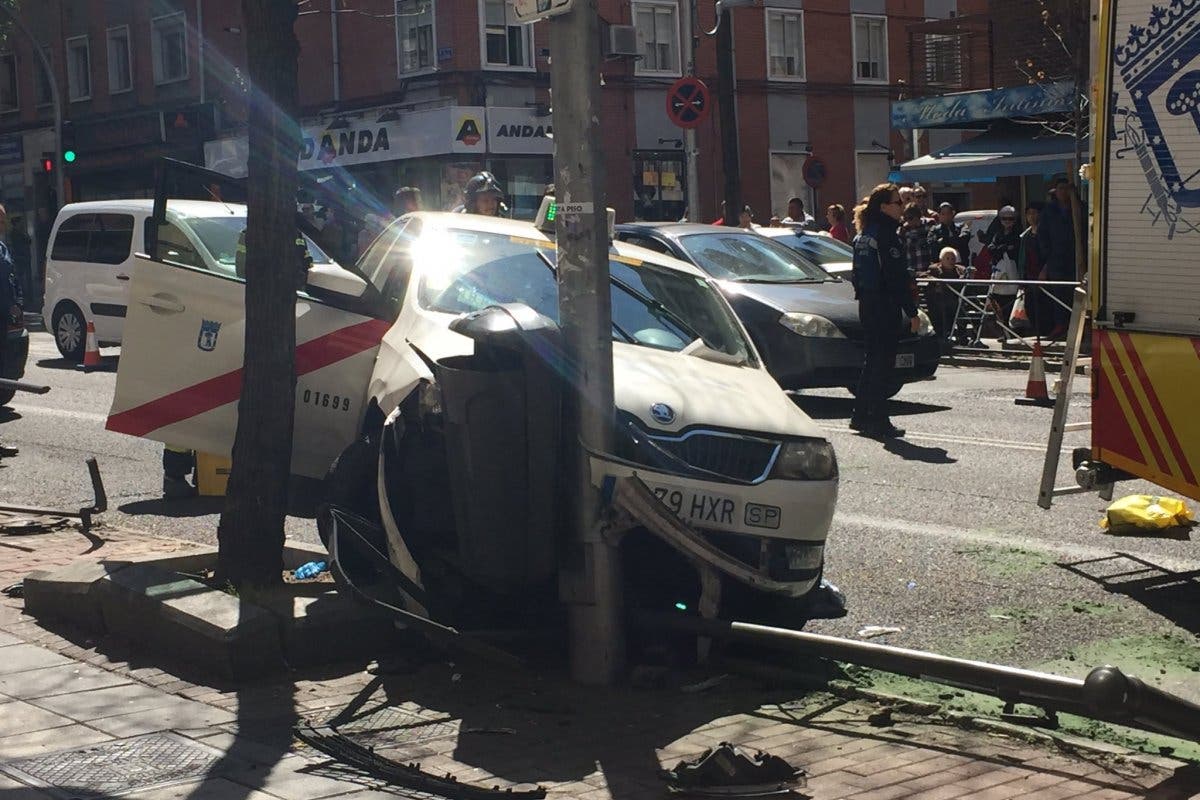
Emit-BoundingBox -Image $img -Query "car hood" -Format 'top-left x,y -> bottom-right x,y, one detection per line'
722,279 -> 863,334
370,314 -> 824,442
611,343 -> 823,439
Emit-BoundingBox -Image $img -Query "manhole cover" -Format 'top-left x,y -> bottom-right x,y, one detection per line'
1,733 -> 224,798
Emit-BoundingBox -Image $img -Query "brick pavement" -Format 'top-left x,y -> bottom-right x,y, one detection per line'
1,522 -> 1198,799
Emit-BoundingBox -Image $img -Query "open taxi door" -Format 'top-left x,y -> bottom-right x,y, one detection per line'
105,159 -> 393,480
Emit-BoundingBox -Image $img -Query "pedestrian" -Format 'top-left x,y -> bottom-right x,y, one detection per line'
782,196 -> 816,229
393,186 -> 422,216
985,206 -> 1021,341
738,205 -> 759,230
900,203 -> 932,275
898,186 -> 914,206
825,204 -> 850,243
460,172 -> 506,216
849,183 -> 919,439
1018,204 -> 1044,334
0,203 -> 21,457
922,246 -> 964,344
768,215 -> 782,227
357,213 -> 387,258
927,202 -> 969,266
712,200 -> 726,225
1036,177 -> 1080,338
912,185 -> 935,220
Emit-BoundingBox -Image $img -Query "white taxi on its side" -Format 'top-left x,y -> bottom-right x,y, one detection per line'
107,210 -> 838,610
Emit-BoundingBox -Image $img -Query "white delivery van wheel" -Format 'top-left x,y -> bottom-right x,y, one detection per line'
52,302 -> 87,362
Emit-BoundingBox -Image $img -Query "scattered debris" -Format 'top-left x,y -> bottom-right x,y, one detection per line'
867,707 -> 894,727
662,742 -> 806,797
1100,495 -> 1194,536
0,513 -> 71,535
1,581 -> 22,598
0,457 -> 107,531
293,560 -> 328,580
906,580 -> 918,590
857,625 -> 904,639
681,674 -> 730,694
989,613 -> 1014,621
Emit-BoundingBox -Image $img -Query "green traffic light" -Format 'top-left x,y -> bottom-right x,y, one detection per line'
63,150 -> 76,163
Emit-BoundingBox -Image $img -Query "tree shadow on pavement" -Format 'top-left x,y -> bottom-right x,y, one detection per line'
120,497 -> 227,518
1057,553 -> 1200,635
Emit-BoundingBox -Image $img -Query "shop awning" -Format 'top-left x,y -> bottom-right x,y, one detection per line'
894,124 -> 1086,183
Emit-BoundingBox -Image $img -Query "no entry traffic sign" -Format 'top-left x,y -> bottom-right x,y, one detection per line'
665,77 -> 711,129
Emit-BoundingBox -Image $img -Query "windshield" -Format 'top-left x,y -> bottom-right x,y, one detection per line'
175,214 -> 334,272
770,232 -> 851,269
677,231 -> 831,283
416,228 -> 754,364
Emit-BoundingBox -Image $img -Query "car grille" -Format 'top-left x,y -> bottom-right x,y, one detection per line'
636,428 -> 781,483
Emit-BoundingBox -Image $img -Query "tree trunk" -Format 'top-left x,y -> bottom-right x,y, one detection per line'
216,0 -> 301,588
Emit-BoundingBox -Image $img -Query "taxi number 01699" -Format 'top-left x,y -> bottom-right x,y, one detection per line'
302,389 -> 350,412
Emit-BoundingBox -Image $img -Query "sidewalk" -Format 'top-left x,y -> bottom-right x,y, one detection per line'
1,523 -> 1198,800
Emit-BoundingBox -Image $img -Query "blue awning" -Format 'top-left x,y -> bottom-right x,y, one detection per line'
894,124 -> 1086,183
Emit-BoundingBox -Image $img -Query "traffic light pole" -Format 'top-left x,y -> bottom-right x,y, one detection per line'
680,0 -> 701,221
549,0 -> 625,684
0,7 -> 65,207
714,8 -> 740,226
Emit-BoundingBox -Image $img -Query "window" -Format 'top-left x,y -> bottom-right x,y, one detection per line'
90,215 -> 135,264
396,0 -> 435,74
51,215 -> 96,262
35,47 -> 53,106
66,36 -> 91,101
766,10 -> 804,81
924,32 -> 960,87
0,54 -> 17,113
852,14 -> 887,83
633,2 -> 680,75
107,26 -> 132,94
152,12 -> 188,84
769,152 -> 810,221
482,0 -> 532,69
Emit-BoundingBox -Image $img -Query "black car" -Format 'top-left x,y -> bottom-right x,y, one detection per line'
614,223 -> 940,396
1,304 -> 29,406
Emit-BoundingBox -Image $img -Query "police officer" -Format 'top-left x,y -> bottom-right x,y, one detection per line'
0,203 -> 21,458
850,183 -> 920,439
460,171 -> 506,216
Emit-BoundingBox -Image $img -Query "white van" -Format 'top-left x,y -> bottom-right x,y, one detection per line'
42,200 -> 332,360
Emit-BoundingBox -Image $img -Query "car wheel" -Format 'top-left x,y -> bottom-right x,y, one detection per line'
52,303 -> 86,362
319,436 -> 379,547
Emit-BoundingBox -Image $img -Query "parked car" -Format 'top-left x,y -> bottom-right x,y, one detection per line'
1,301 -> 28,406
43,200 -> 335,361
758,227 -> 853,276
107,209 -> 839,622
614,222 -> 940,396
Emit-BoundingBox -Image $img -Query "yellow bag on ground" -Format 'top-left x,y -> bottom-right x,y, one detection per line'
1100,495 -> 1194,534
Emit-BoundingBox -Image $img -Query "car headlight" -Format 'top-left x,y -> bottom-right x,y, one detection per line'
916,309 -> 934,337
773,440 -> 838,480
778,312 -> 846,338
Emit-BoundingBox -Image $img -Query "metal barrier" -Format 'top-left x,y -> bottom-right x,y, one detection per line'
915,277 -> 1082,350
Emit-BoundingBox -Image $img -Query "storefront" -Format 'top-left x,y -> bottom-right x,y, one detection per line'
632,151 -> 685,222
484,107 -> 553,220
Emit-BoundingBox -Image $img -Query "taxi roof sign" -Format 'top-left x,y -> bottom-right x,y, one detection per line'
535,196 -> 617,239
511,0 -> 574,23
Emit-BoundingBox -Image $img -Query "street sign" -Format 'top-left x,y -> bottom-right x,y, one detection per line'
665,77 -> 711,129
511,0 -> 573,23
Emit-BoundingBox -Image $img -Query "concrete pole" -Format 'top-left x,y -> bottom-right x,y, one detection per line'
714,9 -> 740,225
680,0 -> 701,221
549,0 -> 625,684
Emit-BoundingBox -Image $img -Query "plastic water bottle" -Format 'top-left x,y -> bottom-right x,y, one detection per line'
294,560 -> 327,580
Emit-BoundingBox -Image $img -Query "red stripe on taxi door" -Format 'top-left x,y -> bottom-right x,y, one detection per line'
106,318 -> 391,438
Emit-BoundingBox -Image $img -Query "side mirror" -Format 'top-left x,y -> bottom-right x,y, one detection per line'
448,303 -> 558,342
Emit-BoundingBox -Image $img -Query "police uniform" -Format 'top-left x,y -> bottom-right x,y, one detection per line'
851,221 -> 918,436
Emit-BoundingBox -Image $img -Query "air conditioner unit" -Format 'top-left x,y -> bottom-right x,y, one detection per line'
606,24 -> 639,57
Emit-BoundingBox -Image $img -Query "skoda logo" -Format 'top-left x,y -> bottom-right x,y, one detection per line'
650,403 -> 676,425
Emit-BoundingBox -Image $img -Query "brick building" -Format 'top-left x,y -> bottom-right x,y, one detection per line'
1,0 -> 996,301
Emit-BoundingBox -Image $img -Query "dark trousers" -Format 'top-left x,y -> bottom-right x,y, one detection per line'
854,294 -> 900,421
162,447 -> 194,481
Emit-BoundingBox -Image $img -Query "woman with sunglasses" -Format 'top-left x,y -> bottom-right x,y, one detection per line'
849,183 -> 920,439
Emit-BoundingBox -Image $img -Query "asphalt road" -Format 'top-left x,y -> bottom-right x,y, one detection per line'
3,331 -> 1198,713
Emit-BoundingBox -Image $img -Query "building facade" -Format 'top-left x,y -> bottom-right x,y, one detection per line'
2,0 -> 989,304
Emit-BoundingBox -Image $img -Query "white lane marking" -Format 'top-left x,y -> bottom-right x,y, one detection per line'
821,426 -> 1050,453
8,403 -> 109,424
836,511 -> 1200,574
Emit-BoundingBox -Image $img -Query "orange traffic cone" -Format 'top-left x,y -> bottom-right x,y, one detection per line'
79,320 -> 102,372
1015,338 -> 1054,407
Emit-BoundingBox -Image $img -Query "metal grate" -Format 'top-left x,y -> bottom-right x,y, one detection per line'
0,733 -> 224,799
645,431 -> 780,483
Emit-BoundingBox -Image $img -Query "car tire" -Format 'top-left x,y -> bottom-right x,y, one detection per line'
51,303 -> 87,362
319,436 -> 379,547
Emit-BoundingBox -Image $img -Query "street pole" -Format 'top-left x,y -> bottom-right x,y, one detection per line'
680,0 -> 701,221
549,0 -> 624,684
714,9 -> 740,225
